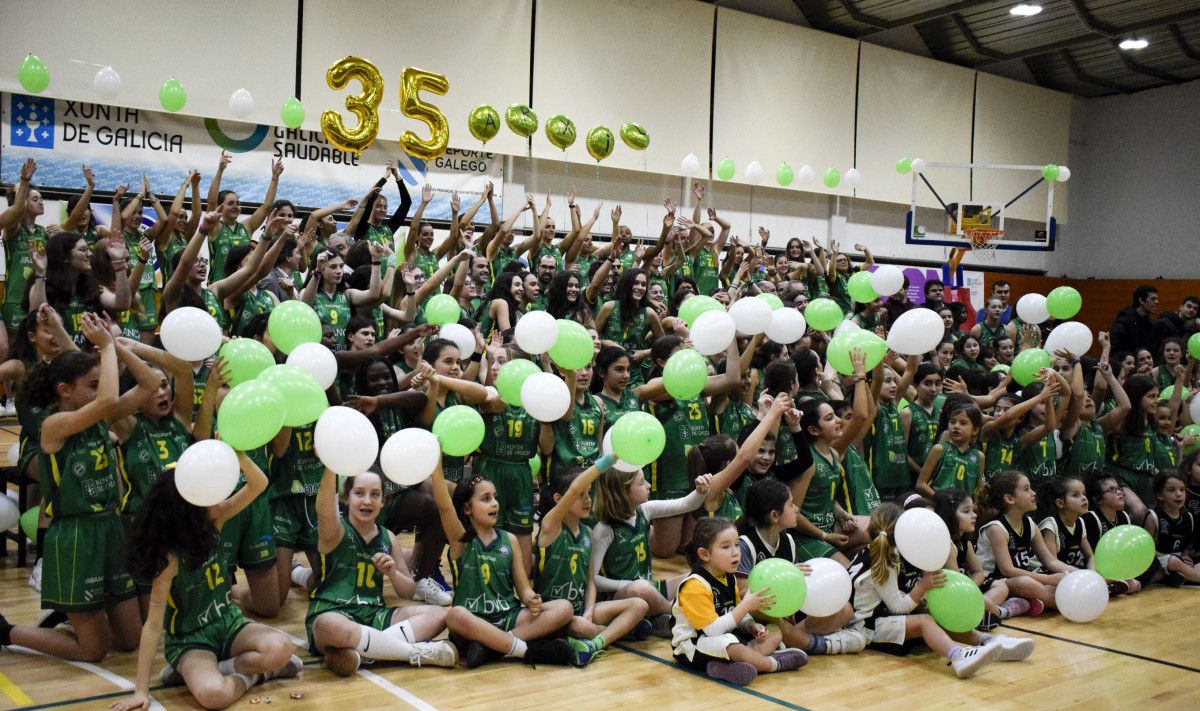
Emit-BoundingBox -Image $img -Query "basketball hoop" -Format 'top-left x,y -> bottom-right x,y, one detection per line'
963,228 -> 1003,260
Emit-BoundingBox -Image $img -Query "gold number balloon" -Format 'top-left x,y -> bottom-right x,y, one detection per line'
505,103 -> 538,138
545,114 -> 576,151
320,56 -> 383,155
468,105 -> 500,144
586,125 -> 614,162
399,67 -> 450,161
620,122 -> 650,150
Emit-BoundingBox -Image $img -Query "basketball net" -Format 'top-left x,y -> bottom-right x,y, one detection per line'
963,228 -> 1003,261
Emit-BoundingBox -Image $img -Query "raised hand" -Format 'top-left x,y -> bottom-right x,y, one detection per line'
663,197 -> 676,216
271,158 -> 284,179
105,237 -> 128,262
20,157 -> 37,181
82,165 -> 95,187
421,184 -> 434,204
138,236 -> 153,261
217,150 -> 231,170
31,243 -> 47,275
81,312 -> 113,349
759,226 -> 770,245
567,185 -> 576,206
706,207 -> 718,221
611,204 -> 622,222
450,191 -> 461,213
692,181 -> 705,201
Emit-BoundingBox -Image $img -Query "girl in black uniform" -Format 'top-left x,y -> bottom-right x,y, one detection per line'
1082,471 -> 1143,596
1037,477 -> 1094,569
1143,472 -> 1200,584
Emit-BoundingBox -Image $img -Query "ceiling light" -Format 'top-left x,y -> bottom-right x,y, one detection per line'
1009,4 -> 1043,17
1118,37 -> 1149,50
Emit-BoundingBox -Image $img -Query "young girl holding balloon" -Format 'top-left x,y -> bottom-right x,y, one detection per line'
0,314 -> 159,662
1037,476 -> 1095,569
979,377 -> 1058,480
1142,471 -> 1200,584
544,364 -> 603,477
1081,471 -> 1139,573
916,400 -> 984,499
592,346 -> 643,423
1061,350 -> 1130,478
865,356 -> 919,502
415,337 -> 492,483
670,517 -> 809,687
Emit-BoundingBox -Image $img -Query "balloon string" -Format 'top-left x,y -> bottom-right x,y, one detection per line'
749,186 -> 754,238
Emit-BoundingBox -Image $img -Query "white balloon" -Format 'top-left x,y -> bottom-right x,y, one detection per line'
796,165 -> 815,185
894,508 -> 952,572
514,311 -> 557,354
228,88 -> 254,119
160,306 -> 223,361
93,66 -> 121,99
728,297 -> 772,336
887,307 -> 945,356
7,442 -> 18,467
175,440 -> 240,507
1191,395 -> 1200,427
602,429 -> 640,472
380,428 -> 440,486
681,153 -> 700,178
870,265 -> 904,296
314,406 -> 379,477
1045,321 -> 1093,357
843,168 -> 862,189
765,309 -> 807,345
1056,166 -> 1071,182
0,495 -> 19,531
800,557 -> 852,617
439,323 -> 476,360
834,320 -> 859,336
745,160 -> 764,185
691,311 -> 736,356
911,158 -> 928,173
1055,569 -> 1109,623
1016,293 -> 1049,325
521,372 -> 571,422
286,342 -> 338,390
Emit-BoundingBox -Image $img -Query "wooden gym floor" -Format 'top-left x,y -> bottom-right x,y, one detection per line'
2,424 -> 1199,711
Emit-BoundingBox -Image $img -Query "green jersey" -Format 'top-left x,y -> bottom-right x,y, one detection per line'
451,531 -> 519,617
121,413 -> 191,515
315,289 -> 352,349
114,307 -> 142,341
535,524 -> 591,615
704,490 -> 743,521
1152,432 -> 1178,471
649,397 -> 710,496
160,233 -> 187,283
5,224 -> 46,310
202,288 -> 230,333
976,321 -> 1006,348
535,244 -> 563,269
210,221 -> 251,282
491,246 -> 518,281
551,394 -> 602,474
906,400 -> 943,468
597,389 -> 641,424
1063,421 -> 1106,477
62,296 -> 92,348
574,254 -> 595,292
16,398 -> 49,472
601,305 -> 651,353
364,223 -> 392,251
1111,430 -> 1157,501
617,248 -> 637,271
692,249 -> 720,296
804,446 -> 841,533
1155,368 -> 1175,392
123,229 -> 158,291
311,519 -> 391,610
866,402 -> 909,492
984,430 -> 1019,477
269,424 -> 323,499
480,404 -> 539,463
714,400 -> 756,439
601,510 -> 652,582
165,541 -> 234,635
42,418 -> 126,518
839,446 -> 881,516
414,248 -> 439,279
1018,430 -> 1057,490
950,358 -> 985,372
930,444 -> 983,494
828,273 -> 851,313
231,288 -> 274,337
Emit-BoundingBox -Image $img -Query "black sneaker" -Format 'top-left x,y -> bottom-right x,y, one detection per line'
465,641 -> 502,669
523,638 -> 576,667
629,618 -> 654,641
650,613 -> 673,638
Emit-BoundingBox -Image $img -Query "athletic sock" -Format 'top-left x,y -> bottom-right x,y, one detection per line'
291,565 -> 311,588
355,626 -> 415,661
805,634 -> 829,655
767,657 -> 780,672
505,637 -> 527,659
590,634 -> 607,651
229,672 -> 259,691
217,658 -> 238,675
976,633 -> 994,645
947,645 -> 964,661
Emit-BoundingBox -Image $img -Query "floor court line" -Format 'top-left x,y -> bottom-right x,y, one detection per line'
355,668 -> 440,711
613,643 -> 812,711
998,623 -> 1200,674
0,670 -> 33,706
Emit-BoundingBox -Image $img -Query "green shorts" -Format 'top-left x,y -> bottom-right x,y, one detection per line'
2,302 -> 25,332
18,438 -> 40,477
221,496 -> 277,570
41,513 -> 136,612
795,533 -> 835,561
272,495 -> 319,551
305,602 -> 396,655
479,459 -> 533,533
443,455 -> 466,484
651,487 -> 691,502
136,287 -> 159,331
1114,467 -> 1154,505
163,606 -> 251,667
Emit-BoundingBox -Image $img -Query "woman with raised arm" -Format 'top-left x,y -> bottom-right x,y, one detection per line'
205,152 -> 282,281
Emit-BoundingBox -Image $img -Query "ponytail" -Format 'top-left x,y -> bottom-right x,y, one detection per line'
866,502 -> 903,587
19,351 -> 100,410
978,470 -> 1025,523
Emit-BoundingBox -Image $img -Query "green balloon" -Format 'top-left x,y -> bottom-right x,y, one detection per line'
746,558 -> 807,617
280,97 -> 305,129
1042,164 -> 1060,182
678,295 -> 724,327
529,453 -> 543,480
1094,524 -> 1155,580
1046,286 -> 1081,319
433,405 -> 485,457
258,364 -> 327,427
896,157 -> 913,174
19,53 -> 50,93
619,122 -> 650,151
505,103 -> 539,138
1182,424 -> 1200,455
425,293 -> 461,326
991,364 -> 1011,373
1159,385 -> 1190,402
217,381 -> 286,451
777,163 -> 795,186
219,338 -> 275,387
1012,348 -> 1051,386
663,348 -> 708,400
545,114 -> 577,151
827,329 -> 886,376
468,104 -> 501,143
609,411 -> 666,467
847,271 -> 879,303
20,506 -> 39,543
757,293 -> 784,311
268,300 -> 322,355
823,167 -> 841,188
1190,333 -> 1200,360
159,76 -> 187,112
926,569 -> 985,633
804,298 -> 844,331
495,358 -> 540,407
717,157 -> 735,181
549,319 -> 594,370
586,125 -> 615,162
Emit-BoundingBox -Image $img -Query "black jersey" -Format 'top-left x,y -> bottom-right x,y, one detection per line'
1151,507 -> 1195,556
1041,514 -> 1087,568
1081,509 -> 1131,551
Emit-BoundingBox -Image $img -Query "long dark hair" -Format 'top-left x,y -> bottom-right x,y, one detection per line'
545,270 -> 590,322
614,268 -> 650,324
736,478 -> 792,536
38,232 -> 100,314
932,488 -> 971,537
127,471 -> 218,580
1123,375 -> 1157,435
451,474 -> 491,543
791,347 -> 822,388
475,268 -> 525,325
591,345 -> 630,395
19,350 -> 100,409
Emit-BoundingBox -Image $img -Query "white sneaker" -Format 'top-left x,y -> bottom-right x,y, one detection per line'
820,628 -> 867,655
3,402 -> 16,417
27,558 -> 42,591
990,635 -> 1035,661
951,641 -> 1002,679
412,577 -> 453,606
409,640 -> 458,668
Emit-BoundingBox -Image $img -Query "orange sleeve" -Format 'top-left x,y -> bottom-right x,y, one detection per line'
678,578 -> 718,631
